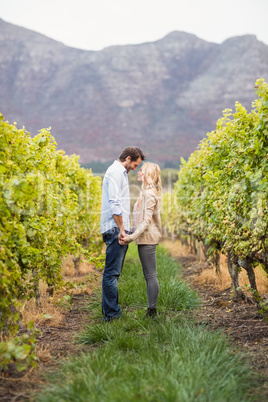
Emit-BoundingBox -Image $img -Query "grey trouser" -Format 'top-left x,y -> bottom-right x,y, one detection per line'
138,244 -> 159,309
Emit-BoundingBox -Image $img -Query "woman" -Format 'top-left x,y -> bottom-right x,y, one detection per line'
119,162 -> 162,317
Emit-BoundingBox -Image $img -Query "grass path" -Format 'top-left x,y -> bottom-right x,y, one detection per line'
35,244 -> 259,401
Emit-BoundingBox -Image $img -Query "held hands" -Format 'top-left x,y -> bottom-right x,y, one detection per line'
118,231 -> 129,245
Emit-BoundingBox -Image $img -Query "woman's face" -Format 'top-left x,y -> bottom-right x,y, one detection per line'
137,167 -> 144,182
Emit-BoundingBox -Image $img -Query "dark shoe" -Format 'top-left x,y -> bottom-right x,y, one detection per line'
102,314 -> 121,322
146,308 -> 157,317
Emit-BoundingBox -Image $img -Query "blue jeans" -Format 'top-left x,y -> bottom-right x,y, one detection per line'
102,227 -> 128,320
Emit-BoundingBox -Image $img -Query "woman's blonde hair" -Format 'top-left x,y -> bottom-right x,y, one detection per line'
141,162 -> 162,197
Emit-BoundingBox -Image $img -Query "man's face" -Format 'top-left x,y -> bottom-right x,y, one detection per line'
124,156 -> 142,173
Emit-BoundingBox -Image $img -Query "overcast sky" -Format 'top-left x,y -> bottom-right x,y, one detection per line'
1,0 -> 268,51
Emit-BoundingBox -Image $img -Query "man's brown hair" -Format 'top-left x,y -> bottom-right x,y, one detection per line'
119,146 -> 146,162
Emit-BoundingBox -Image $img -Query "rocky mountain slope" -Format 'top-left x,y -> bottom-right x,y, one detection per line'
1,18 -> 267,166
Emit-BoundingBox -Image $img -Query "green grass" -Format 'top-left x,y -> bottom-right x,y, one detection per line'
118,245 -> 200,312
35,244 -> 258,402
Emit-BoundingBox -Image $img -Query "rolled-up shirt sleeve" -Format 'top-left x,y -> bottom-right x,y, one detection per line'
107,170 -> 123,216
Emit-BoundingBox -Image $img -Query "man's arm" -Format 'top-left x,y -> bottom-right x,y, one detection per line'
107,169 -> 126,240
113,214 -> 126,240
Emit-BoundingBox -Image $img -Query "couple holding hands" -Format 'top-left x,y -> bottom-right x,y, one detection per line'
100,146 -> 162,321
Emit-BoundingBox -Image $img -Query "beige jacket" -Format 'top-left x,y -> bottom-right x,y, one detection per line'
127,189 -> 162,245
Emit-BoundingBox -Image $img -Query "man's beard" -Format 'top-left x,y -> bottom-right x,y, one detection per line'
125,163 -> 131,173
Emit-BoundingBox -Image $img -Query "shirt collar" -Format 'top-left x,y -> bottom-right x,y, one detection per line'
114,160 -> 127,174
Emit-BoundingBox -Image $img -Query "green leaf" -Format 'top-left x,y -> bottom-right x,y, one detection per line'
0,164 -> 7,173
42,314 -> 53,319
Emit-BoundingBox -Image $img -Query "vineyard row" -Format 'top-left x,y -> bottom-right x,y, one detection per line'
162,79 -> 268,311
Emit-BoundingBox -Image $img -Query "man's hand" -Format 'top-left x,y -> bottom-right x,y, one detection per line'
118,230 -> 125,240
118,234 -> 129,245
118,231 -> 126,245
112,214 -> 127,244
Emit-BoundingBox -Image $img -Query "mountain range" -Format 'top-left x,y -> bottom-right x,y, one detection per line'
0,18 -> 268,168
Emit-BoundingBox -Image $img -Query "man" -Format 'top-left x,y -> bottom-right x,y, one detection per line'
100,146 -> 145,321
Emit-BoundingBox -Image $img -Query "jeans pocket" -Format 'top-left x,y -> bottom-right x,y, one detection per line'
103,227 -> 119,243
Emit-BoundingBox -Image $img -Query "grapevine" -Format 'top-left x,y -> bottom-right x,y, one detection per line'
0,115 -> 102,369
163,79 -> 268,304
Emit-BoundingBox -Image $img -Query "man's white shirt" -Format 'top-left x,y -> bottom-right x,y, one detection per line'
100,160 -> 131,234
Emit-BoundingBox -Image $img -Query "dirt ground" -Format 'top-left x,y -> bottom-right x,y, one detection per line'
0,290 -> 102,402
1,244 -> 268,400
0,257 -> 102,402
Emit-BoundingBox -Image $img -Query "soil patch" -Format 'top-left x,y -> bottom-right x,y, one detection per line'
0,285 -> 101,401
